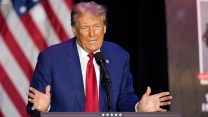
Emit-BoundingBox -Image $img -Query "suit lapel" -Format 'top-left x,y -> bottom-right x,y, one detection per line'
66,38 -> 85,111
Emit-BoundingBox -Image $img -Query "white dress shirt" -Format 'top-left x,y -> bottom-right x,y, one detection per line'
76,42 -> 100,96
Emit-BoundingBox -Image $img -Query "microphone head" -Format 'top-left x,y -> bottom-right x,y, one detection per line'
94,52 -> 106,65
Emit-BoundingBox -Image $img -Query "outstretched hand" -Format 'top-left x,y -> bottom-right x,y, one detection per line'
137,86 -> 172,112
27,85 -> 51,112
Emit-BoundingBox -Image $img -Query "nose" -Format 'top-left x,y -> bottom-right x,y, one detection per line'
89,27 -> 95,37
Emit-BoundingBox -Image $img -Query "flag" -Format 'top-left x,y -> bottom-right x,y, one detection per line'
0,0 -> 74,116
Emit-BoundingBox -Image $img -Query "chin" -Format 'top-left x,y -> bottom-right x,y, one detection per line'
90,48 -> 99,53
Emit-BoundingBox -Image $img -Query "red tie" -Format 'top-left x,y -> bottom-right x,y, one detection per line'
85,53 -> 99,112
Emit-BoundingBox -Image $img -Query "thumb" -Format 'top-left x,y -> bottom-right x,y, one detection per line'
45,85 -> 51,95
144,86 -> 151,96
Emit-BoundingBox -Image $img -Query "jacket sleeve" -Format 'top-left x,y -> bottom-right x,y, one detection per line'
118,53 -> 139,111
26,52 -> 52,116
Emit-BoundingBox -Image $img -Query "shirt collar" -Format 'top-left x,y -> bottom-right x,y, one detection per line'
76,41 -> 100,58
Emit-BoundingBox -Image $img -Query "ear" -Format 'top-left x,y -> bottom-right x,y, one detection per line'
72,27 -> 77,36
104,26 -> 107,34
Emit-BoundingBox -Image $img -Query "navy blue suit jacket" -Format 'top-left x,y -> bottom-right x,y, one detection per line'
27,37 -> 139,115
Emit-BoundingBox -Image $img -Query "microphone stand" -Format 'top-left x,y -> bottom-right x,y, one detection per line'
94,52 -> 112,112
101,76 -> 112,112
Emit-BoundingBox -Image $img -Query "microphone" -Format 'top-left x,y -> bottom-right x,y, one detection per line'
94,52 -> 111,87
94,52 -> 112,112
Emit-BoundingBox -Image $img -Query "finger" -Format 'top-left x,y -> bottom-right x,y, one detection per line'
160,96 -> 173,101
28,98 -> 35,103
158,108 -> 167,112
29,87 -> 38,94
27,92 -> 35,98
26,92 -> 30,97
144,86 -> 151,96
157,92 -> 170,97
45,85 -> 51,95
31,104 -> 36,110
160,101 -> 171,106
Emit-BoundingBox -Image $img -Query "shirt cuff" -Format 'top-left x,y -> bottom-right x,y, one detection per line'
135,102 -> 139,112
47,105 -> 51,112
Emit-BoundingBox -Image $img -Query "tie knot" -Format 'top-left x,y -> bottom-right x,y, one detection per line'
88,53 -> 94,60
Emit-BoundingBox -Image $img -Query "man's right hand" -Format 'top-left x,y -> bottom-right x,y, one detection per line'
27,85 -> 51,112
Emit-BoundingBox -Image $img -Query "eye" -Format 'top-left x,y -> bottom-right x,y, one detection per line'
81,26 -> 89,30
94,25 -> 101,29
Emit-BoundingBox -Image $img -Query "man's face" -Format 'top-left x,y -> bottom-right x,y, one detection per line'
72,13 -> 106,53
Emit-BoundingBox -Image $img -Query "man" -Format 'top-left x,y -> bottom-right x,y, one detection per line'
27,1 -> 172,115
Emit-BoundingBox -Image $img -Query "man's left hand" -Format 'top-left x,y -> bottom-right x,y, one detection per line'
137,86 -> 172,112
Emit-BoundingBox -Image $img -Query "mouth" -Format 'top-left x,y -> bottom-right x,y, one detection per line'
88,40 -> 97,45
